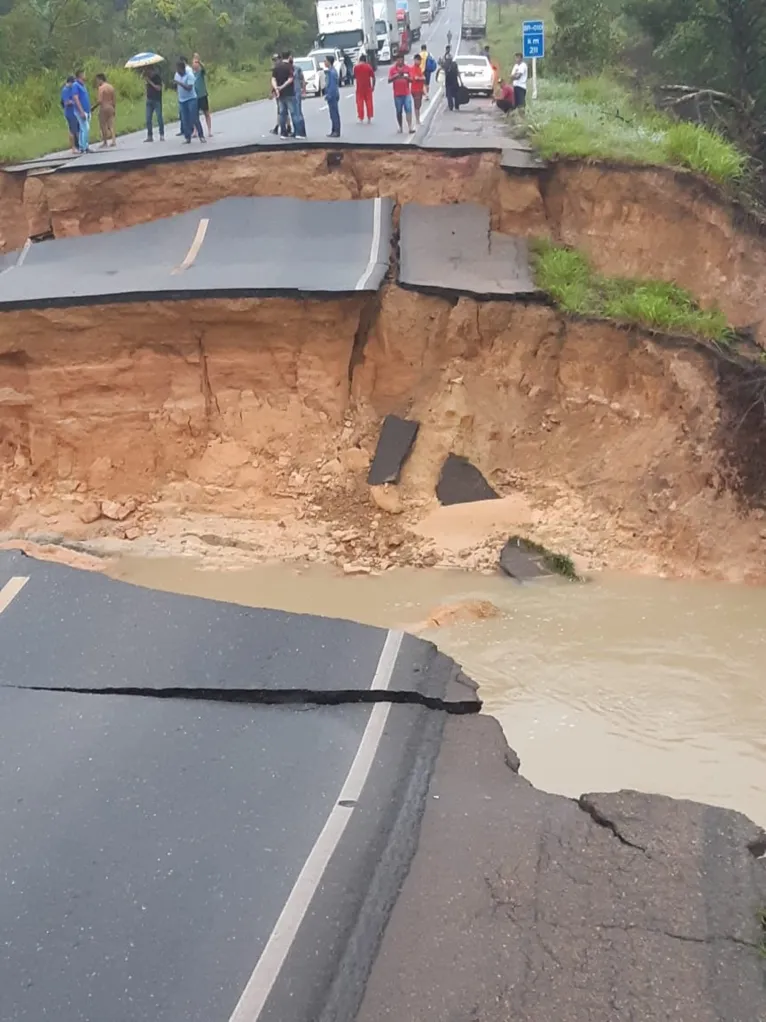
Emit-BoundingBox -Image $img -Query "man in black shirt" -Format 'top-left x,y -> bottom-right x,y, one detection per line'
271,51 -> 296,139
144,67 -> 164,141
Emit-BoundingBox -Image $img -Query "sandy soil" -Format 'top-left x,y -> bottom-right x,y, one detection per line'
1,287 -> 764,583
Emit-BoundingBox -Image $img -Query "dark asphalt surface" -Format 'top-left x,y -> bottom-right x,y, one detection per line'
0,548 -> 464,1022
0,197 -> 392,308
0,550 -> 476,705
359,715 -> 766,1022
0,686 -> 444,1022
399,201 -> 540,298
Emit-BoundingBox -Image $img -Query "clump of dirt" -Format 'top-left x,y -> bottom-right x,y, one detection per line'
1,286 -> 765,582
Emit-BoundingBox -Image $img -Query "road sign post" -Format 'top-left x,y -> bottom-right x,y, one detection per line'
522,19 -> 544,100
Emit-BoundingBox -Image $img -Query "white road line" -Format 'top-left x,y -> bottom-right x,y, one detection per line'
0,576 -> 28,614
1,239 -> 33,276
407,29 -> 462,144
172,217 -> 209,275
15,240 -> 32,268
354,196 -> 384,291
227,629 -> 405,1022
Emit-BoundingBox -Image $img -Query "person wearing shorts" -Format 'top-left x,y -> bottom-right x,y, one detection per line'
94,73 -> 116,147
388,54 -> 414,134
192,54 -> 212,136
410,55 -> 426,125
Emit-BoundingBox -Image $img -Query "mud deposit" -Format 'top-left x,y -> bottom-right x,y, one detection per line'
1,287 -> 766,581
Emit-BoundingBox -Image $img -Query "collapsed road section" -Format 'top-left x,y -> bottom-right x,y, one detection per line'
1,548 -> 765,1022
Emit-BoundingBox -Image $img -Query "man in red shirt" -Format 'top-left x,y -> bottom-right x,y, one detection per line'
388,54 -> 414,134
495,78 -> 515,113
410,54 -> 426,126
354,52 -> 376,123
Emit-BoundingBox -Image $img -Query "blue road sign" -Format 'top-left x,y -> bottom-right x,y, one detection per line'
522,19 -> 545,59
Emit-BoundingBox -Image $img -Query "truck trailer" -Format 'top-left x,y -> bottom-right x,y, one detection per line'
316,0 -> 378,64
373,0 -> 399,61
396,0 -> 421,43
461,0 -> 487,38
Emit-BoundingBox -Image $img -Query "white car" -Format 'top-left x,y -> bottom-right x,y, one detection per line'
455,54 -> 495,96
308,48 -> 351,85
294,55 -> 325,96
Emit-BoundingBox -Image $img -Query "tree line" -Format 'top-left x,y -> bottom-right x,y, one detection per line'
0,0 -> 317,83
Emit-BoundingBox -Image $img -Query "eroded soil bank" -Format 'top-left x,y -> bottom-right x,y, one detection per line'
3,152 -> 766,344
2,288 -> 765,582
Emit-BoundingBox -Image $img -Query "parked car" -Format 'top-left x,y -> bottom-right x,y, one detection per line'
294,55 -> 325,96
308,48 -> 351,85
454,54 -> 494,96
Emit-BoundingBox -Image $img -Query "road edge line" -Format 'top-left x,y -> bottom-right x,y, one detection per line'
227,629 -> 404,1022
354,196 -> 384,290
0,576 -> 29,614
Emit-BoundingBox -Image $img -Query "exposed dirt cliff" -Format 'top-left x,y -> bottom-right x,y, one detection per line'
1,287 -> 764,582
3,152 -> 766,343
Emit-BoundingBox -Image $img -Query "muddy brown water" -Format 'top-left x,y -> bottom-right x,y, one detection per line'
110,558 -> 766,827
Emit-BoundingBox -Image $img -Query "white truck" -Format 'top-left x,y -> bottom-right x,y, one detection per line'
461,0 -> 487,38
418,0 -> 434,24
373,0 -> 399,62
315,0 -> 378,67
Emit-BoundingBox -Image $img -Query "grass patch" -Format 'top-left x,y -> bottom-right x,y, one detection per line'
484,6 -> 746,186
533,240 -> 734,343
524,78 -> 746,185
0,66 -> 270,163
505,536 -> 580,581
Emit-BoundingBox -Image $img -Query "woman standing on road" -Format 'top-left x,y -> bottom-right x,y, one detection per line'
192,54 -> 212,137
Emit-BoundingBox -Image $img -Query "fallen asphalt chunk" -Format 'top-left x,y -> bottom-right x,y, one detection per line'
435,453 -> 499,506
367,414 -> 420,486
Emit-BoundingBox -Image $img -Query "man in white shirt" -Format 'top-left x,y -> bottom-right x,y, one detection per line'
511,52 -> 528,114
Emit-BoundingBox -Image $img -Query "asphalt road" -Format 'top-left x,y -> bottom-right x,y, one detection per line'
0,196 -> 393,307
0,549 -> 469,1022
12,0 -> 468,175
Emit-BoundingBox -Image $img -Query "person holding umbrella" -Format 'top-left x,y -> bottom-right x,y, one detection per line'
125,53 -> 165,142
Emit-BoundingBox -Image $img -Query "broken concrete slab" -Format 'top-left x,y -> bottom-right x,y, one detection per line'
358,714 -> 766,1022
367,415 -> 420,486
499,536 -> 553,581
435,453 -> 499,506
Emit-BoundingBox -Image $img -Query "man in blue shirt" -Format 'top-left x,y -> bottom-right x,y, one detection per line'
174,58 -> 206,143
60,76 -> 78,152
324,54 -> 341,138
71,69 -> 91,153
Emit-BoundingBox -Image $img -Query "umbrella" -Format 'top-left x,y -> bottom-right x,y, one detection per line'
124,52 -> 164,69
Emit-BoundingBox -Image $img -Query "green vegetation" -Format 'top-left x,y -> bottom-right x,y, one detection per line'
0,66 -> 269,163
0,0 -> 316,161
533,240 -> 734,343
485,1 -> 754,187
527,78 -> 746,184
505,536 -> 580,581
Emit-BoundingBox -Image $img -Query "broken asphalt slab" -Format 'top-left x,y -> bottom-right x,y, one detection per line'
398,201 -> 542,300
436,453 -> 499,505
367,415 -> 420,486
0,549 -> 477,708
0,685 -> 445,1022
358,714 -> 766,1022
0,196 -> 393,310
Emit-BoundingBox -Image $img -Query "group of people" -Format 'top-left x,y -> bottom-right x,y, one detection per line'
60,71 -> 116,153
59,53 -> 213,153
270,43 -> 457,140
